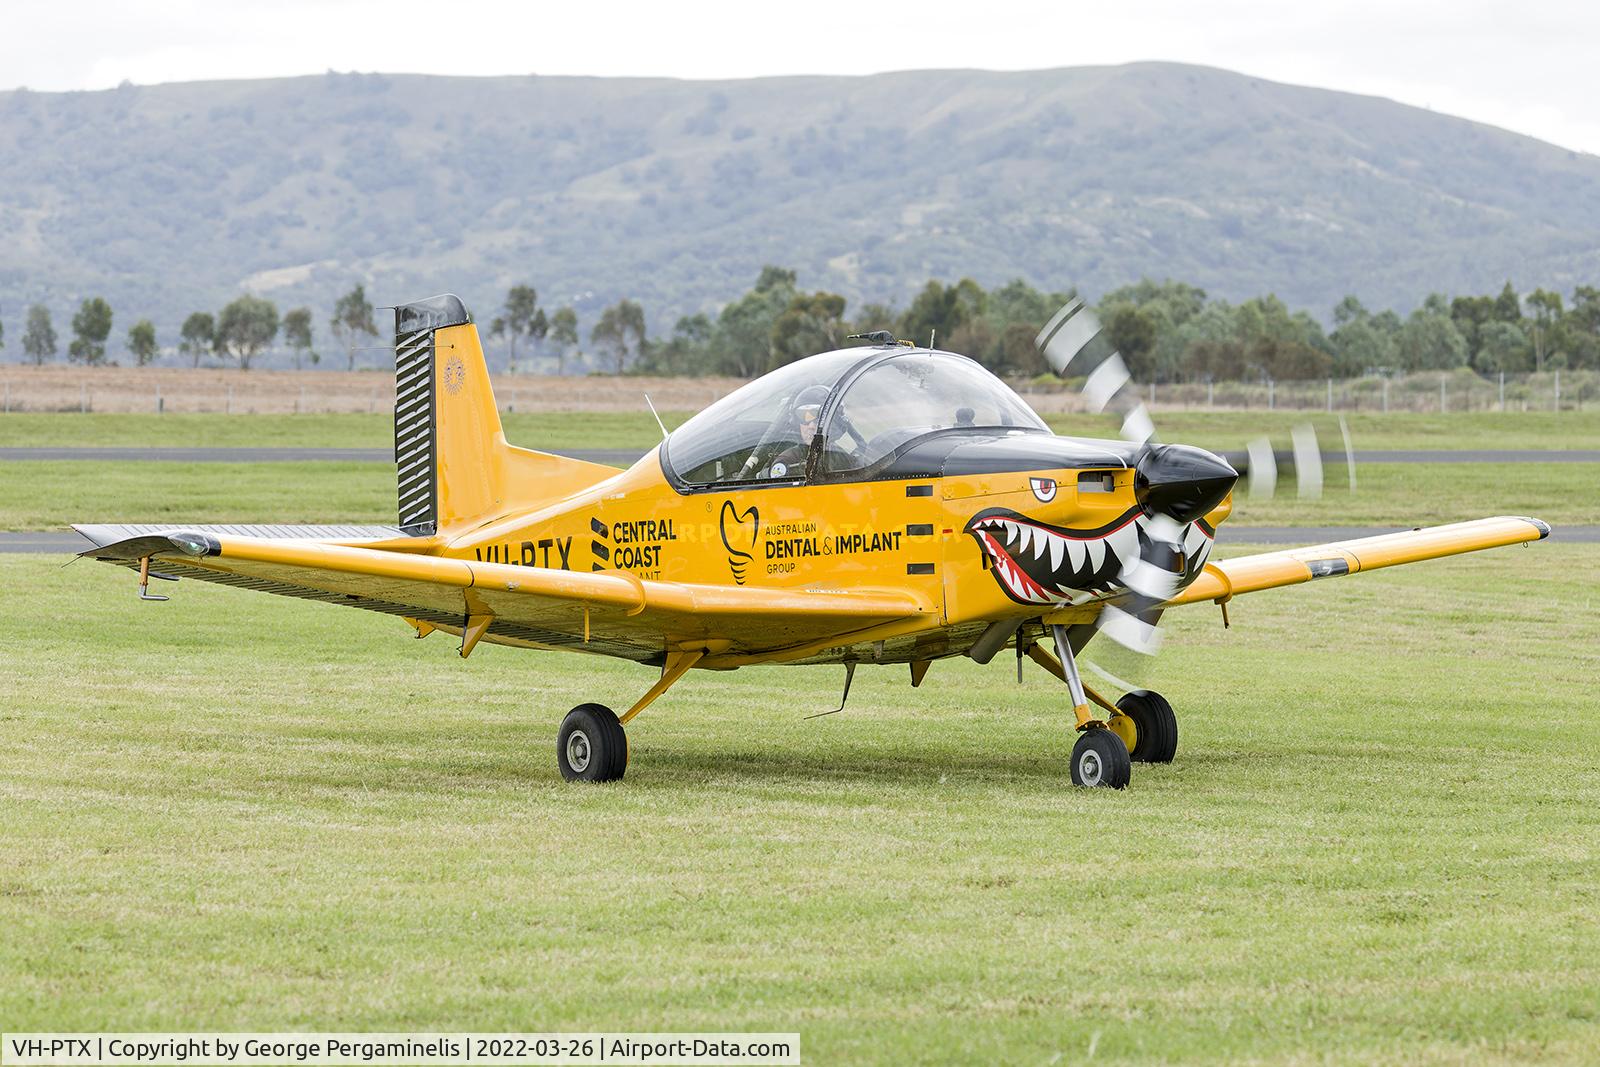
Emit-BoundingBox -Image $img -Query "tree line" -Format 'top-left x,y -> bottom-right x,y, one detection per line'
5,273 -> 1598,379
627,272 -> 1600,381
3,286 -> 382,372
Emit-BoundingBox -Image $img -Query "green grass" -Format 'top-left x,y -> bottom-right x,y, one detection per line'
1,409 -> 1596,452
1225,461 -> 1599,527
6,458 -> 1594,532
0,462 -> 397,531
0,412 -> 687,452
2,544 -> 1596,1062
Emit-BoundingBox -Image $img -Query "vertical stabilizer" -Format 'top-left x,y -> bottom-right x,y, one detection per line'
392,293 -> 619,537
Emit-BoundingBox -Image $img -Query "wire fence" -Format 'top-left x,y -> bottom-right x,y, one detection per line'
1020,369 -> 1597,414
0,366 -> 1593,415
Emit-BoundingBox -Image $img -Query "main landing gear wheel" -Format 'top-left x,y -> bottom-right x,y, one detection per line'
1070,728 -> 1130,789
557,703 -> 628,782
1116,690 -> 1178,764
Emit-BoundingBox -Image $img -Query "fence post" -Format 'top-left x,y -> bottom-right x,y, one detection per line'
226,384 -> 233,415
80,383 -> 87,413
1554,370 -> 1560,411
1149,380 -> 1155,410
1382,378 -> 1389,413
1207,380 -> 1214,408
3,381 -> 8,413
297,385 -> 305,415
1499,371 -> 1505,412
156,386 -> 163,415
1440,376 -> 1446,413
1268,379 -> 1275,410
369,388 -> 376,415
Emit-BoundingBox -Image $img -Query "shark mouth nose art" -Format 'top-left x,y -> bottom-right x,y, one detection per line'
965,506 -> 1215,605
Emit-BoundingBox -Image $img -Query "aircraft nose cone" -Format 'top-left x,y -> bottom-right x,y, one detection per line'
1134,444 -> 1239,524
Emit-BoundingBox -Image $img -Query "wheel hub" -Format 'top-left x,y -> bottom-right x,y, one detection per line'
1078,749 -> 1102,785
566,731 -> 591,773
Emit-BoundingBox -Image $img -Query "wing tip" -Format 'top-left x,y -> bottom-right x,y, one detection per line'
1512,516 -> 1552,540
71,527 -> 220,560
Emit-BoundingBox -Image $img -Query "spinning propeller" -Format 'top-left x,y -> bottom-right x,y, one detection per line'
1034,299 -> 1356,658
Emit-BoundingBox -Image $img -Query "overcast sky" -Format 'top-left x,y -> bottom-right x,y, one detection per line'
5,0 -> 1597,154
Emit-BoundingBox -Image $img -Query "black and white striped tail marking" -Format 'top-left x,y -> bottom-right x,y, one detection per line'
394,327 -> 437,535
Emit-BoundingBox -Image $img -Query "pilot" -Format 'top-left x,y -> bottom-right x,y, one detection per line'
765,385 -> 830,479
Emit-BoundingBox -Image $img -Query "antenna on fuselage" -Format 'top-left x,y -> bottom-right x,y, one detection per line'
644,394 -> 669,441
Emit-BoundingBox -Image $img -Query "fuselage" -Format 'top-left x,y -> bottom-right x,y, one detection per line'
437,432 -> 1233,665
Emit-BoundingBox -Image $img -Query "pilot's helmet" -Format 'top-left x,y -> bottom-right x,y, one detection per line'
793,385 -> 830,440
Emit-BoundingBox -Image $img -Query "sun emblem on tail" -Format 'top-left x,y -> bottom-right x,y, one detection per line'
442,355 -> 466,394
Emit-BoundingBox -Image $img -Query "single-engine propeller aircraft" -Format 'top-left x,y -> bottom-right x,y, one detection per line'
76,294 -> 1551,788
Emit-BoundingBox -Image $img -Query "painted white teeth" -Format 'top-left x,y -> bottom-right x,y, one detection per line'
1065,538 -> 1086,571
1017,524 -> 1033,554
1085,537 -> 1106,572
1109,524 -> 1137,563
1048,534 -> 1065,571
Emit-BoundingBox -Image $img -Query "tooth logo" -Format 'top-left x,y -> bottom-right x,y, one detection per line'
719,501 -> 760,584
1030,477 -> 1057,503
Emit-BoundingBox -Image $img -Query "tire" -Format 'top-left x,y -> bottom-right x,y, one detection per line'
1070,728 -> 1130,789
557,703 -> 628,782
1117,690 -> 1177,764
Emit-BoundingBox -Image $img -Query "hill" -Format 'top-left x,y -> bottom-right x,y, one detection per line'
3,62 -> 1600,347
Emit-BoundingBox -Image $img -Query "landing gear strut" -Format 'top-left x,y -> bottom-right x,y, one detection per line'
556,650 -> 704,783
1051,624 -> 1130,789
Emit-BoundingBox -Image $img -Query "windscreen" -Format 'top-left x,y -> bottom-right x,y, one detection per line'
663,350 -> 865,485
819,353 -> 1049,476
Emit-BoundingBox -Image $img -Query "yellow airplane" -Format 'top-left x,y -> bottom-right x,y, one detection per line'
77,294 -> 1551,788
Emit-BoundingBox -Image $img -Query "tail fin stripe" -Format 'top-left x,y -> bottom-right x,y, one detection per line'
393,322 -> 438,535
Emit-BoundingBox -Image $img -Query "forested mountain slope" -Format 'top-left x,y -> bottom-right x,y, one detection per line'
3,62 -> 1598,339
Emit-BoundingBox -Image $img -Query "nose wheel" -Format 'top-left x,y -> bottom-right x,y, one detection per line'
1070,728 -> 1131,789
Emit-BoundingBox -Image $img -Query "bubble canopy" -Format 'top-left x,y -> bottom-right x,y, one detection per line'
660,347 -> 1049,489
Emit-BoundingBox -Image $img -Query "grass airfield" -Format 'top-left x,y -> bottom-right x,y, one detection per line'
3,407 -> 1598,1061
3,541 -> 1597,1062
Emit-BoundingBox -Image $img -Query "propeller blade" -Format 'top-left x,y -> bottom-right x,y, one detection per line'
1097,512 -> 1186,655
1246,437 -> 1277,499
1083,352 -> 1131,412
1292,423 -> 1323,500
1118,403 -> 1154,445
1339,415 -> 1358,493
1096,603 -> 1165,656
1035,299 -> 1103,375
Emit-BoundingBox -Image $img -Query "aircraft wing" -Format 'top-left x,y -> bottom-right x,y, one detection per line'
73,524 -> 933,663
1167,516 -> 1550,607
